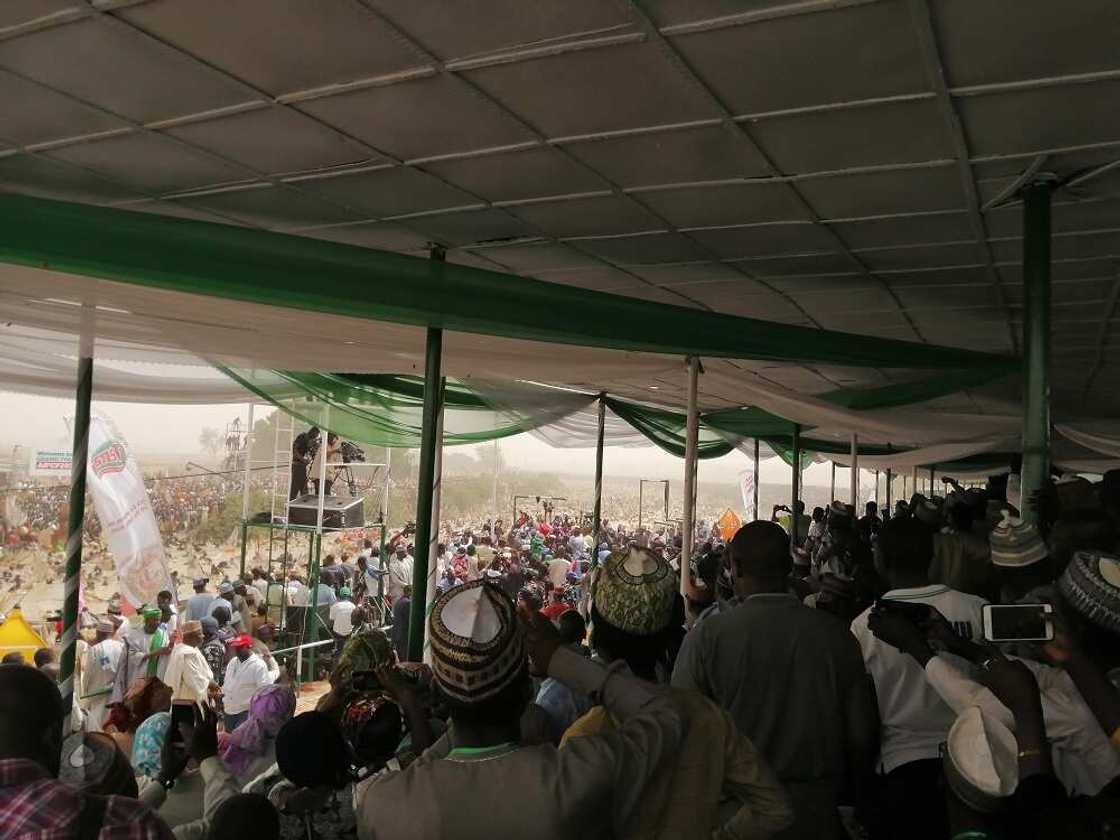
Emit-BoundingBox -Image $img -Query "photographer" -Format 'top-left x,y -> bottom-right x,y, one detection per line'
289,426 -> 319,500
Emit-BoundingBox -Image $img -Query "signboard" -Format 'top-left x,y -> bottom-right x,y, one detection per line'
30,449 -> 72,477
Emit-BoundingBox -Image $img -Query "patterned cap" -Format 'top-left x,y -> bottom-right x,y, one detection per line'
989,512 -> 1047,568
594,547 -> 676,636
1058,551 -> 1120,635
428,580 -> 525,704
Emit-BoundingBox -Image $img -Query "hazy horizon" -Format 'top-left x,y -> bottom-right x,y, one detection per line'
0,391 -> 863,488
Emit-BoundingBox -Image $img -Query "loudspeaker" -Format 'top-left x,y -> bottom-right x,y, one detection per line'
288,495 -> 364,529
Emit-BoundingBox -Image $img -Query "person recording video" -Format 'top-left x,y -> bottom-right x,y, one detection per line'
309,432 -> 341,497
290,426 -> 319,500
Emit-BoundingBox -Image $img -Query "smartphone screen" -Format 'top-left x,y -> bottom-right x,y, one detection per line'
983,604 -> 1053,642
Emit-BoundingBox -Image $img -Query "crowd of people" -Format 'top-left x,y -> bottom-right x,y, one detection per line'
2,467 -> 1120,838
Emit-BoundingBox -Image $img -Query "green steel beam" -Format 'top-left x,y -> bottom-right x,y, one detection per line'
407,324 -> 444,662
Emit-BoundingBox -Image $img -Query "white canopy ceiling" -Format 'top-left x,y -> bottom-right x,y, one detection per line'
0,0 -> 1118,465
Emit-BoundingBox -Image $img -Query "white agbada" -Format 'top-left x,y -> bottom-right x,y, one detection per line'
82,637 -> 124,731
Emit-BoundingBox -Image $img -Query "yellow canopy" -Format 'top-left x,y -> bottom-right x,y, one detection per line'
0,609 -> 49,662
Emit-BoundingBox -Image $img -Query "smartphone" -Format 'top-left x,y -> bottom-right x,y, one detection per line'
875,599 -> 935,628
982,603 -> 1054,642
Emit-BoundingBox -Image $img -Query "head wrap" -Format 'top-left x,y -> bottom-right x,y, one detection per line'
989,513 -> 1047,568
593,547 -> 676,636
339,587 -> 352,597
218,581 -> 235,595
200,616 -> 219,639
428,580 -> 525,704
180,620 -> 203,638
340,694 -> 401,766
95,621 -> 115,634
131,711 -> 171,777
140,605 -> 162,619
220,685 -> 296,778
60,732 -> 138,798
1058,550 -> 1120,634
336,629 -> 394,688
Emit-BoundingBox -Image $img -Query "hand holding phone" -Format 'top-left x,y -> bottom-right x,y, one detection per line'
982,603 -> 1054,643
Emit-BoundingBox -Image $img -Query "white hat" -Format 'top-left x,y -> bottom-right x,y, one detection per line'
942,705 -> 1019,812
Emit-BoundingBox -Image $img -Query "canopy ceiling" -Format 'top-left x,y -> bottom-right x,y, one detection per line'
0,0 -> 1118,446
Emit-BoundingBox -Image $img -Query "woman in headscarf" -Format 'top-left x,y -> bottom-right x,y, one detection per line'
219,684 -> 296,784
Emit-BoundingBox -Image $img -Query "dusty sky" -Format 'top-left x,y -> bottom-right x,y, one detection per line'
0,391 -> 844,486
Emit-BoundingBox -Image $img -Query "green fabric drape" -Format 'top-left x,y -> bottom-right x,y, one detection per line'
0,193 -> 1017,371
604,398 -> 736,459
220,368 -> 545,448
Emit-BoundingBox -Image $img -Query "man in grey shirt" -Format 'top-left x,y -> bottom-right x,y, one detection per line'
672,521 -> 879,840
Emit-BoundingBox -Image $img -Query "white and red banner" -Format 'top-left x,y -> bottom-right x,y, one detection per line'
739,468 -> 757,522
86,414 -> 174,609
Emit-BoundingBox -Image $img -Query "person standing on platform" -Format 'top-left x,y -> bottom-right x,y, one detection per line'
290,426 -> 319,501
310,433 -> 341,497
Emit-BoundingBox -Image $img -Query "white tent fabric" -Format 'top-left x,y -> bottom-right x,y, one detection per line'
1055,424 -> 1120,461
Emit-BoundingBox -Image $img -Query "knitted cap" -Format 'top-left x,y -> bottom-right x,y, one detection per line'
428,580 -> 525,704
1058,551 -> 1120,635
593,547 -> 676,636
989,512 -> 1047,568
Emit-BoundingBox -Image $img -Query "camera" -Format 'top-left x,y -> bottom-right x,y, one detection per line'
340,440 -> 366,463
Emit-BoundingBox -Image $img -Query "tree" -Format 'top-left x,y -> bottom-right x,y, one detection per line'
198,427 -> 222,457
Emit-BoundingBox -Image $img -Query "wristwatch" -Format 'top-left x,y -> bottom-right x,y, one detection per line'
157,776 -> 176,791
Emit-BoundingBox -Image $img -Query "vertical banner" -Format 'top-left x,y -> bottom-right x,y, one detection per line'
739,468 -> 757,522
86,413 -> 175,609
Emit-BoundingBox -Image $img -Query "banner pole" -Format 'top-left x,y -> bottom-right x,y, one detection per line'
59,329 -> 93,727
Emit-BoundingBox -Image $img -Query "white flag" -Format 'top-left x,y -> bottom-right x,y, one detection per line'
86,413 -> 175,609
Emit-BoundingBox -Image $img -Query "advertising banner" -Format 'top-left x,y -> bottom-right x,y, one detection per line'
86,414 -> 174,609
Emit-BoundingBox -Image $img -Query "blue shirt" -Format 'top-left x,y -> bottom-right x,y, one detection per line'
184,593 -> 213,621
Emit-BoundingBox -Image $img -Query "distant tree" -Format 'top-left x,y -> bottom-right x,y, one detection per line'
198,427 -> 222,457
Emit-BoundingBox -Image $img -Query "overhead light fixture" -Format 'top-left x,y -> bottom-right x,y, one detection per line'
649,385 -> 659,390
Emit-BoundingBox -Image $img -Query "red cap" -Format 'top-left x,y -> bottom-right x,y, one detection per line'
228,634 -> 254,649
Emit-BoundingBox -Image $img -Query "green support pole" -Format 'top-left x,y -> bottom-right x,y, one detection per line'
1021,180 -> 1053,524
407,325 -> 444,662
591,394 -> 606,557
305,533 -> 321,684
239,521 -> 248,579
59,353 -> 93,722
790,424 -> 801,546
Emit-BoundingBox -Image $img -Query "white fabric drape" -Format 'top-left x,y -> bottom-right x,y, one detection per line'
1056,424 -> 1120,460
